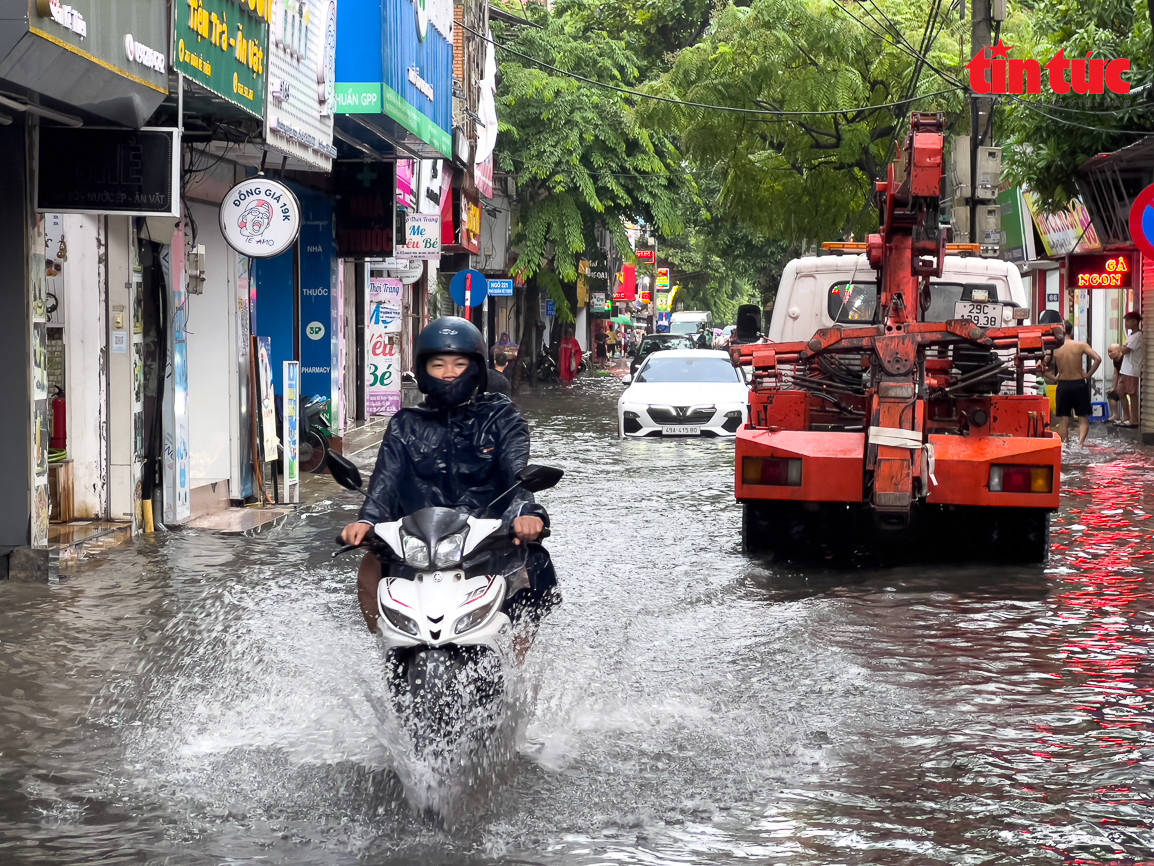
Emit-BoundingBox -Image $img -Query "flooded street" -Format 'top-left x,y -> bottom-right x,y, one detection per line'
3,377 -> 1154,865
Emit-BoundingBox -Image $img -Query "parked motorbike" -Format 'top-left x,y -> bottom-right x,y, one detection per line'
328,453 -> 563,755
300,395 -> 333,474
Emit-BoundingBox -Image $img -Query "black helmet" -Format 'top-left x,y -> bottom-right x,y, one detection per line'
415,316 -> 488,404
1038,309 -> 1063,325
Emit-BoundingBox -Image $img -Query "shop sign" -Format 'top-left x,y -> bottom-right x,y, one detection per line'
613,264 -> 636,301
1068,253 -> 1133,289
219,177 -> 302,258
366,276 -> 402,415
282,360 -> 300,501
37,127 -> 180,217
396,159 -> 416,208
488,278 -> 513,297
174,0 -> 271,118
635,249 -> 655,264
334,0 -> 452,156
1022,191 -> 1102,257
335,160 -> 396,257
459,189 -> 481,253
398,212 -> 441,260
591,292 -> 610,313
265,0 -> 337,169
27,0 -> 169,95
656,267 -> 670,289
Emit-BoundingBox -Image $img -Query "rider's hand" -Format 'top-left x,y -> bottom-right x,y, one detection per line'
512,516 -> 544,545
341,521 -> 372,546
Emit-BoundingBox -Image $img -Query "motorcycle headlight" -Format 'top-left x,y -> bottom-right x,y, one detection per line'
434,532 -> 466,568
381,606 -> 419,636
401,533 -> 430,568
454,598 -> 498,635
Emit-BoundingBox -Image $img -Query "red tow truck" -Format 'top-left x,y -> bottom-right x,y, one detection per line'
732,113 -> 1063,562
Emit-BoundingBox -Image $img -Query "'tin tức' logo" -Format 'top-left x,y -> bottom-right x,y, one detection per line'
966,41 -> 1131,95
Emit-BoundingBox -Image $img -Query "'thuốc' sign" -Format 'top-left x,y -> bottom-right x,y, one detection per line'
265,0 -> 338,170
174,0 -> 271,117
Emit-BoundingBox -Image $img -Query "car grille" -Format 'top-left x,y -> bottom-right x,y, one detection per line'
647,406 -> 715,425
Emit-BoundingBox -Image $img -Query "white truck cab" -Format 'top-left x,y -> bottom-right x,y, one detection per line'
768,253 -> 1028,343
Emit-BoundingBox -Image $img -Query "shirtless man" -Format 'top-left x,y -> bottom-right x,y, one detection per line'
1042,321 -> 1102,446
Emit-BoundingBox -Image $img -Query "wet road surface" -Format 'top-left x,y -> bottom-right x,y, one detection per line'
2,377 -> 1154,865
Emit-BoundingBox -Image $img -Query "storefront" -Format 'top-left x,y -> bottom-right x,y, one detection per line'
0,0 -> 170,576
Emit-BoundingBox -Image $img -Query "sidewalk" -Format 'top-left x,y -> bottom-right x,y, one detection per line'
182,415 -> 391,535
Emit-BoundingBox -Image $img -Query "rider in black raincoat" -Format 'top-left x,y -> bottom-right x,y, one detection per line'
340,316 -> 559,635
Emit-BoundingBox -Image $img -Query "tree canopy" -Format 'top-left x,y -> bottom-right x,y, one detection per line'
1000,0 -> 1154,208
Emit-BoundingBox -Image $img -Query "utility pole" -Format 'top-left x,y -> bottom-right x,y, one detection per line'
968,0 -> 993,240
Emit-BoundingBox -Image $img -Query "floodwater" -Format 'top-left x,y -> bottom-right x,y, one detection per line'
3,377 -> 1154,865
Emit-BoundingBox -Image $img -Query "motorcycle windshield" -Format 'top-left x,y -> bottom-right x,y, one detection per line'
400,507 -> 471,547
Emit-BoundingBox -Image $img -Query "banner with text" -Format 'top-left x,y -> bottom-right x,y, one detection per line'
366,276 -> 403,415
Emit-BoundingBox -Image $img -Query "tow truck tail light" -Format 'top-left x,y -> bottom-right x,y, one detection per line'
989,464 -> 1053,494
742,457 -> 802,486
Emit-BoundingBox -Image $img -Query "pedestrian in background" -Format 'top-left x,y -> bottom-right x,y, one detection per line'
559,327 -> 582,382
487,351 -> 512,396
1117,311 -> 1143,427
1041,320 -> 1102,447
1106,343 -> 1124,423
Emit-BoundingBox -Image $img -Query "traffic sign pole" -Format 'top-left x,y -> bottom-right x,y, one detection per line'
465,272 -> 473,322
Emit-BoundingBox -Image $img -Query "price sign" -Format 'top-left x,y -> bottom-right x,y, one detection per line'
656,267 -> 670,290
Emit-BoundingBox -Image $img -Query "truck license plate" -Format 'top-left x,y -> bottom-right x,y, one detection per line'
663,425 -> 701,435
954,301 -> 1003,328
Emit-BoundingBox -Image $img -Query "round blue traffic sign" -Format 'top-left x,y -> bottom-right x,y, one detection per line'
449,269 -> 488,307
1129,183 -> 1154,259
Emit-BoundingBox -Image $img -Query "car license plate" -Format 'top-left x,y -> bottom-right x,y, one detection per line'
662,425 -> 701,435
954,301 -> 1003,328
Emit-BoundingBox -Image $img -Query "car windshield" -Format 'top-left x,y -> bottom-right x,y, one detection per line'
639,336 -> 693,354
828,280 -> 1003,324
637,356 -> 740,384
669,322 -> 706,335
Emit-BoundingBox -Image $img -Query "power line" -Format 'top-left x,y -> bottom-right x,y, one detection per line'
469,21 -> 960,118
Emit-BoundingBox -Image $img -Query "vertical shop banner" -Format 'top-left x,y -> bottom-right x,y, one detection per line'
396,159 -> 416,209
282,361 -> 300,502
255,337 -> 279,458
265,0 -> 338,169
30,215 -> 49,547
335,161 -> 395,258
173,0 -> 270,117
160,230 -> 191,523
366,276 -> 402,415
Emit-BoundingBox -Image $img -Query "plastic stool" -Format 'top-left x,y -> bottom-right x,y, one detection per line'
1090,401 -> 1109,423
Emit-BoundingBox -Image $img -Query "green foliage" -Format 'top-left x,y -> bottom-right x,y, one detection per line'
641,0 -> 967,246
493,8 -> 691,320
1000,0 -> 1154,208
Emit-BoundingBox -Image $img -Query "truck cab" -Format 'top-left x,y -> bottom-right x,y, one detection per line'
670,310 -> 715,344
768,253 -> 1028,343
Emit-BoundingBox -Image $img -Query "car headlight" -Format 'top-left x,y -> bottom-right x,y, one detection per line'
381,606 -> 419,636
401,533 -> 430,568
434,532 -> 466,568
454,598 -> 499,635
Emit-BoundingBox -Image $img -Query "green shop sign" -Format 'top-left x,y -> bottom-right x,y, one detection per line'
174,0 -> 271,117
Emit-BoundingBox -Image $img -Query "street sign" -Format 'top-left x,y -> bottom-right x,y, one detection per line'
449,269 -> 487,307
546,299 -> 556,317
635,249 -> 655,264
1129,183 -> 1154,259
489,278 -> 514,297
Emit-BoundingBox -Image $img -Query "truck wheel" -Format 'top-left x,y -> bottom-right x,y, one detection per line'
993,509 -> 1050,564
742,503 -> 773,554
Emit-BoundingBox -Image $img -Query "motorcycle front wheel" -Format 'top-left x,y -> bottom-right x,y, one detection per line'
299,428 -> 329,474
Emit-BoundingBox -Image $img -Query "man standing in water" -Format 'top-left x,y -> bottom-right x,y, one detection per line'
1042,320 -> 1102,447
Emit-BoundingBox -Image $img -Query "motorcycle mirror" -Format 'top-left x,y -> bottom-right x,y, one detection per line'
517,464 -> 564,493
327,453 -> 363,490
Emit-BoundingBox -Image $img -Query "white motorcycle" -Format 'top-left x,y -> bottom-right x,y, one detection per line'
328,453 -> 562,754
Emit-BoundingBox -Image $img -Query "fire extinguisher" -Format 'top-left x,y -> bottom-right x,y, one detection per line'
50,388 -> 66,451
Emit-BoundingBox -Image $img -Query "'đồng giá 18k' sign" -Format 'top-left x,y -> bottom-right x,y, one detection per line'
175,0 -> 271,117
219,178 -> 302,257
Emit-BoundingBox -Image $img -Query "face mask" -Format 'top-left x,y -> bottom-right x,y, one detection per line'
420,360 -> 482,408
